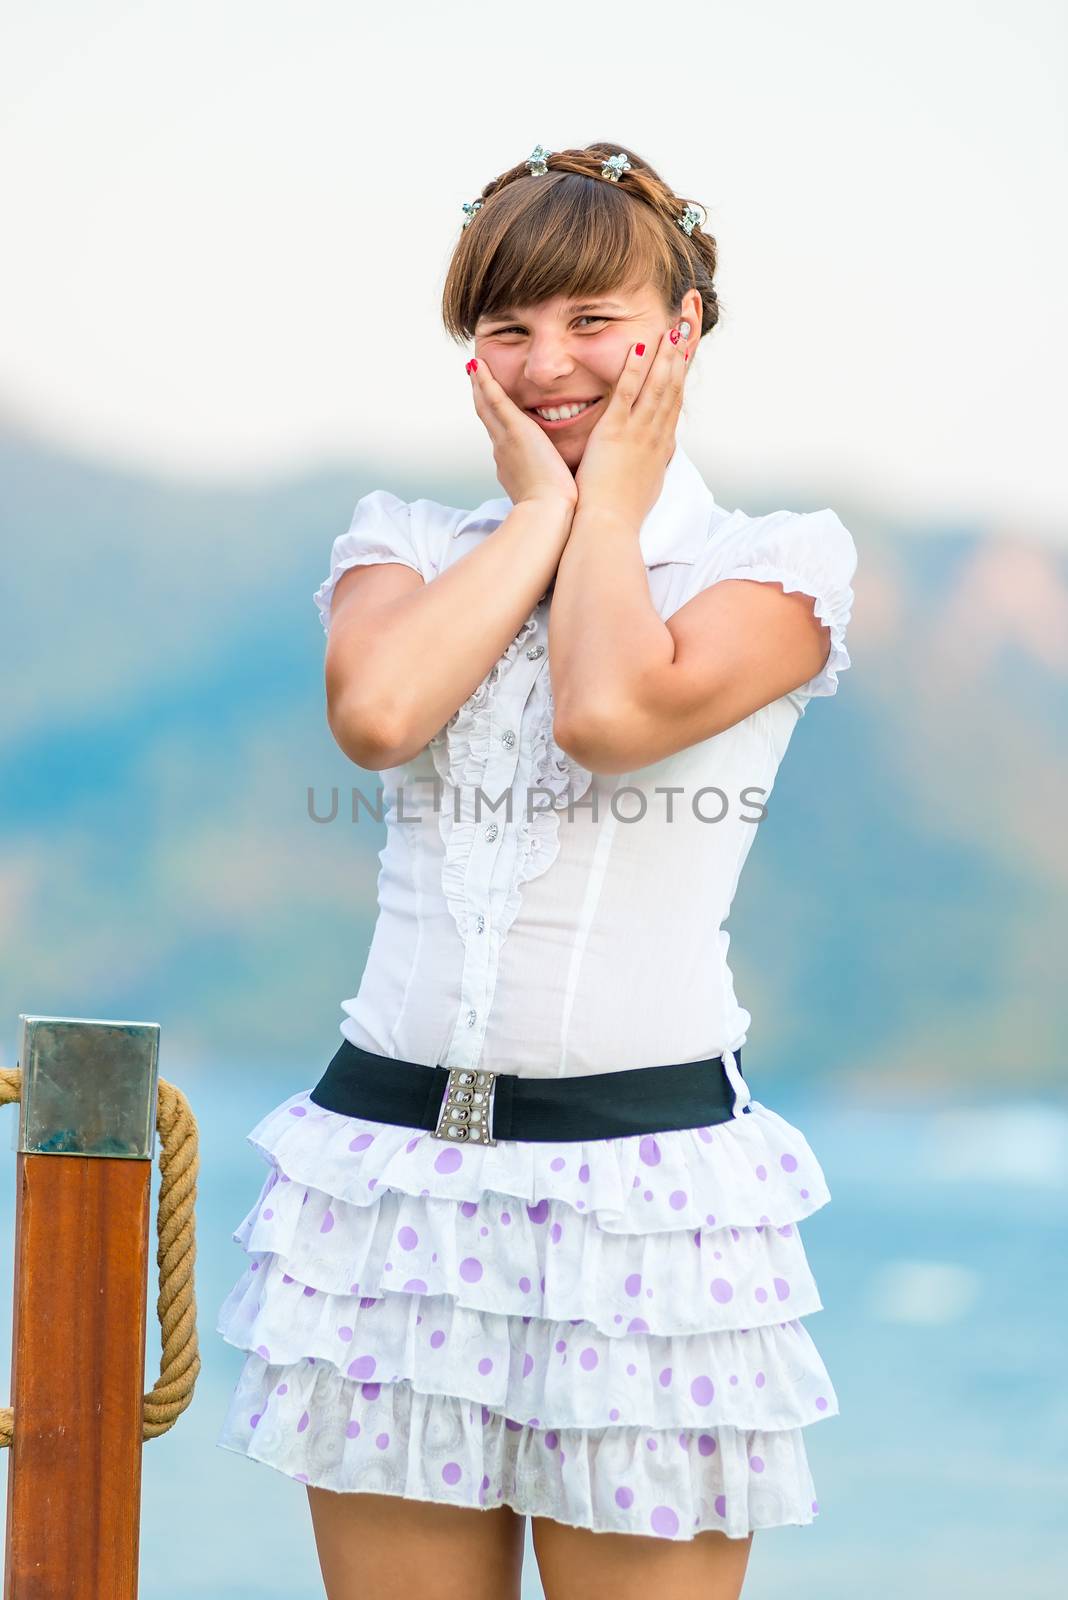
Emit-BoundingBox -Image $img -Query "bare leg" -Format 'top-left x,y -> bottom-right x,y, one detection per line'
532,1516 -> 754,1600
305,1485 -> 526,1600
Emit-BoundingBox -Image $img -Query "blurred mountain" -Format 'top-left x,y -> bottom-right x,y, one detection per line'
2,414 -> 1066,1095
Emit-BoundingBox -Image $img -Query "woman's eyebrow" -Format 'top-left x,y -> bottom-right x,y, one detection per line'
482,300 -> 625,322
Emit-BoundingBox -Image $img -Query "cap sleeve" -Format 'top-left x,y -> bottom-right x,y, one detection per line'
711,508 -> 858,707
313,489 -> 425,636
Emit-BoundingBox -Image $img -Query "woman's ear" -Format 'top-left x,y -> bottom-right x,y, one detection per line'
679,287 -> 703,343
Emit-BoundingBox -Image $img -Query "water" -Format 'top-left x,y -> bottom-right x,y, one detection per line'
3,1067 -> 1066,1598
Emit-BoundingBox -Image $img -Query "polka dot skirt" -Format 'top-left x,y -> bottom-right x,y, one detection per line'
215,1090 -> 837,1541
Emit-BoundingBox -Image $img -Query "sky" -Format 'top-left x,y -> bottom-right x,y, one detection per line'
1,0 -> 1065,532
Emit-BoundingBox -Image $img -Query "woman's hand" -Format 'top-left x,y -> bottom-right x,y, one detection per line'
573,324 -> 687,527
466,356 -> 579,511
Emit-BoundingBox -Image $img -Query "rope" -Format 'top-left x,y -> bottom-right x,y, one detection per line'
0,1066 -> 201,1448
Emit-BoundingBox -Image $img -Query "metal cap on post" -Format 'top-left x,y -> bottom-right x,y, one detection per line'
4,1015 -> 161,1600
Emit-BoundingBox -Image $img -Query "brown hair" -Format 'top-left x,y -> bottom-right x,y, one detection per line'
440,142 -> 721,345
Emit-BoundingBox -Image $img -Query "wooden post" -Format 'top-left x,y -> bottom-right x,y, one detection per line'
4,1015 -> 159,1600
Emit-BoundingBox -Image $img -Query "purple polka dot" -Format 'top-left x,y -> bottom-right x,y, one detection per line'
347,1355 -> 376,1380
658,1367 -> 673,1387
669,1190 -> 688,1210
580,1347 -> 599,1371
518,1275 -> 532,1293
777,1224 -> 794,1237
544,1430 -> 560,1450
755,1371 -> 766,1388
294,1472 -> 310,1483
249,1412 -> 261,1428
800,1187 -> 810,1198
522,1353 -> 534,1377
478,1357 -> 494,1375
397,1225 -> 419,1250
434,1147 -> 463,1174
815,1395 -> 828,1411
429,1329 -> 446,1348
459,1200 -> 478,1218
276,1383 -> 288,1395
459,1256 -> 484,1283
262,1208 -> 274,1221
345,1420 -> 360,1438
750,1454 -> 765,1473
812,1499 -> 820,1512
288,1105 -> 307,1117
627,1318 -> 649,1334
714,1494 -> 727,1517
375,1432 -> 390,1449
550,1156 -> 566,1171
579,1163 -> 590,1183
643,1189 -> 654,1201
361,1383 -> 381,1401
625,1272 -> 642,1297
337,1326 -> 353,1342
296,1411 -> 310,1433
550,1221 -> 563,1244
500,1210 -> 511,1225
698,1434 -> 717,1456
729,1374 -> 739,1385
527,1199 -> 549,1224
650,1505 -> 679,1537
302,1286 -> 317,1298
781,1152 -> 798,1172
755,1164 -> 767,1181
639,1135 -> 662,1167
402,1277 -> 427,1293
349,1132 -> 374,1152
691,1375 -> 715,1405
774,1277 -> 791,1301
710,1277 -> 734,1303
755,1286 -> 768,1303
255,1344 -> 270,1360
442,1461 -> 462,1485
610,1407 -> 620,1420
615,1485 -> 634,1508
320,1211 -> 335,1234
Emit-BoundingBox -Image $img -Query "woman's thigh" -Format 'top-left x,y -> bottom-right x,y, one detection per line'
531,1516 -> 754,1600
306,1485 -> 527,1600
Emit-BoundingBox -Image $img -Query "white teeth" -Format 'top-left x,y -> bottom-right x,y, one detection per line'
535,400 -> 596,421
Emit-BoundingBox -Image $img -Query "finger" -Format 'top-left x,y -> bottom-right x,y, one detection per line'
602,339 -> 655,417
634,326 -> 686,418
466,354 -> 530,434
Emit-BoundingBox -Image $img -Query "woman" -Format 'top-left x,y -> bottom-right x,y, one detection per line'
217,141 -> 857,1600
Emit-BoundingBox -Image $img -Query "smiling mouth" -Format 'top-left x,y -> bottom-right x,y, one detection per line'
527,397 -> 604,428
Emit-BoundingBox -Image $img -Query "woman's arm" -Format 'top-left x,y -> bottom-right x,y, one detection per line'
325,495 -> 573,770
549,505 -> 832,772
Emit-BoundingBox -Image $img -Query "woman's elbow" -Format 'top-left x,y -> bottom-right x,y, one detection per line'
327,688 -> 415,771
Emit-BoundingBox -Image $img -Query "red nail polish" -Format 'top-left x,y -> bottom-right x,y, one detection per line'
684,351 -> 689,362
669,327 -> 680,344
635,342 -> 645,357
465,360 -> 472,374
470,358 -> 478,372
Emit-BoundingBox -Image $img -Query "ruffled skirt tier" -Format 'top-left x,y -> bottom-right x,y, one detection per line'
216,1090 -> 838,1541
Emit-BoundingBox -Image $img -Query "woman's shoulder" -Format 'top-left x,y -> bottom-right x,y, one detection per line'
694,503 -> 858,589
312,484 -> 510,634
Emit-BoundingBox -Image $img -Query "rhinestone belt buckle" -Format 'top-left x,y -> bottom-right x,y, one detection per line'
432,1067 -> 498,1146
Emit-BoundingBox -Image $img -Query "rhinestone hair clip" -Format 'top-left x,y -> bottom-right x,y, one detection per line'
461,145 -> 707,238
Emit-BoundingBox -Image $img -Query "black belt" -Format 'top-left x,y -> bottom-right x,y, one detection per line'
308,1038 -> 748,1146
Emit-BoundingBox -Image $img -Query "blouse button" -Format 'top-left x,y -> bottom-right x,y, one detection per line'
485,822 -> 499,842
502,730 -> 516,748
466,1008 -> 477,1027
526,644 -> 545,660
476,913 -> 485,933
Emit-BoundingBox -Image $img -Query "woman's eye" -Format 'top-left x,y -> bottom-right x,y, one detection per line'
489,316 -> 608,336
576,315 -> 608,328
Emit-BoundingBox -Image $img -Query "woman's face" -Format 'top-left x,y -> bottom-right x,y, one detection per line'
473,281 -> 701,469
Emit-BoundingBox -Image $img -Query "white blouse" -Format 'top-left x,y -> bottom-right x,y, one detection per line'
313,443 -> 857,1082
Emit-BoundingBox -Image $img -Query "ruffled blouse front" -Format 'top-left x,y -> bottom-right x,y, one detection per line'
312,444 -> 857,1080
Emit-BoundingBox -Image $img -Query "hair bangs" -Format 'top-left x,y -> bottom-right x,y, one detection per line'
443,172 -> 676,342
